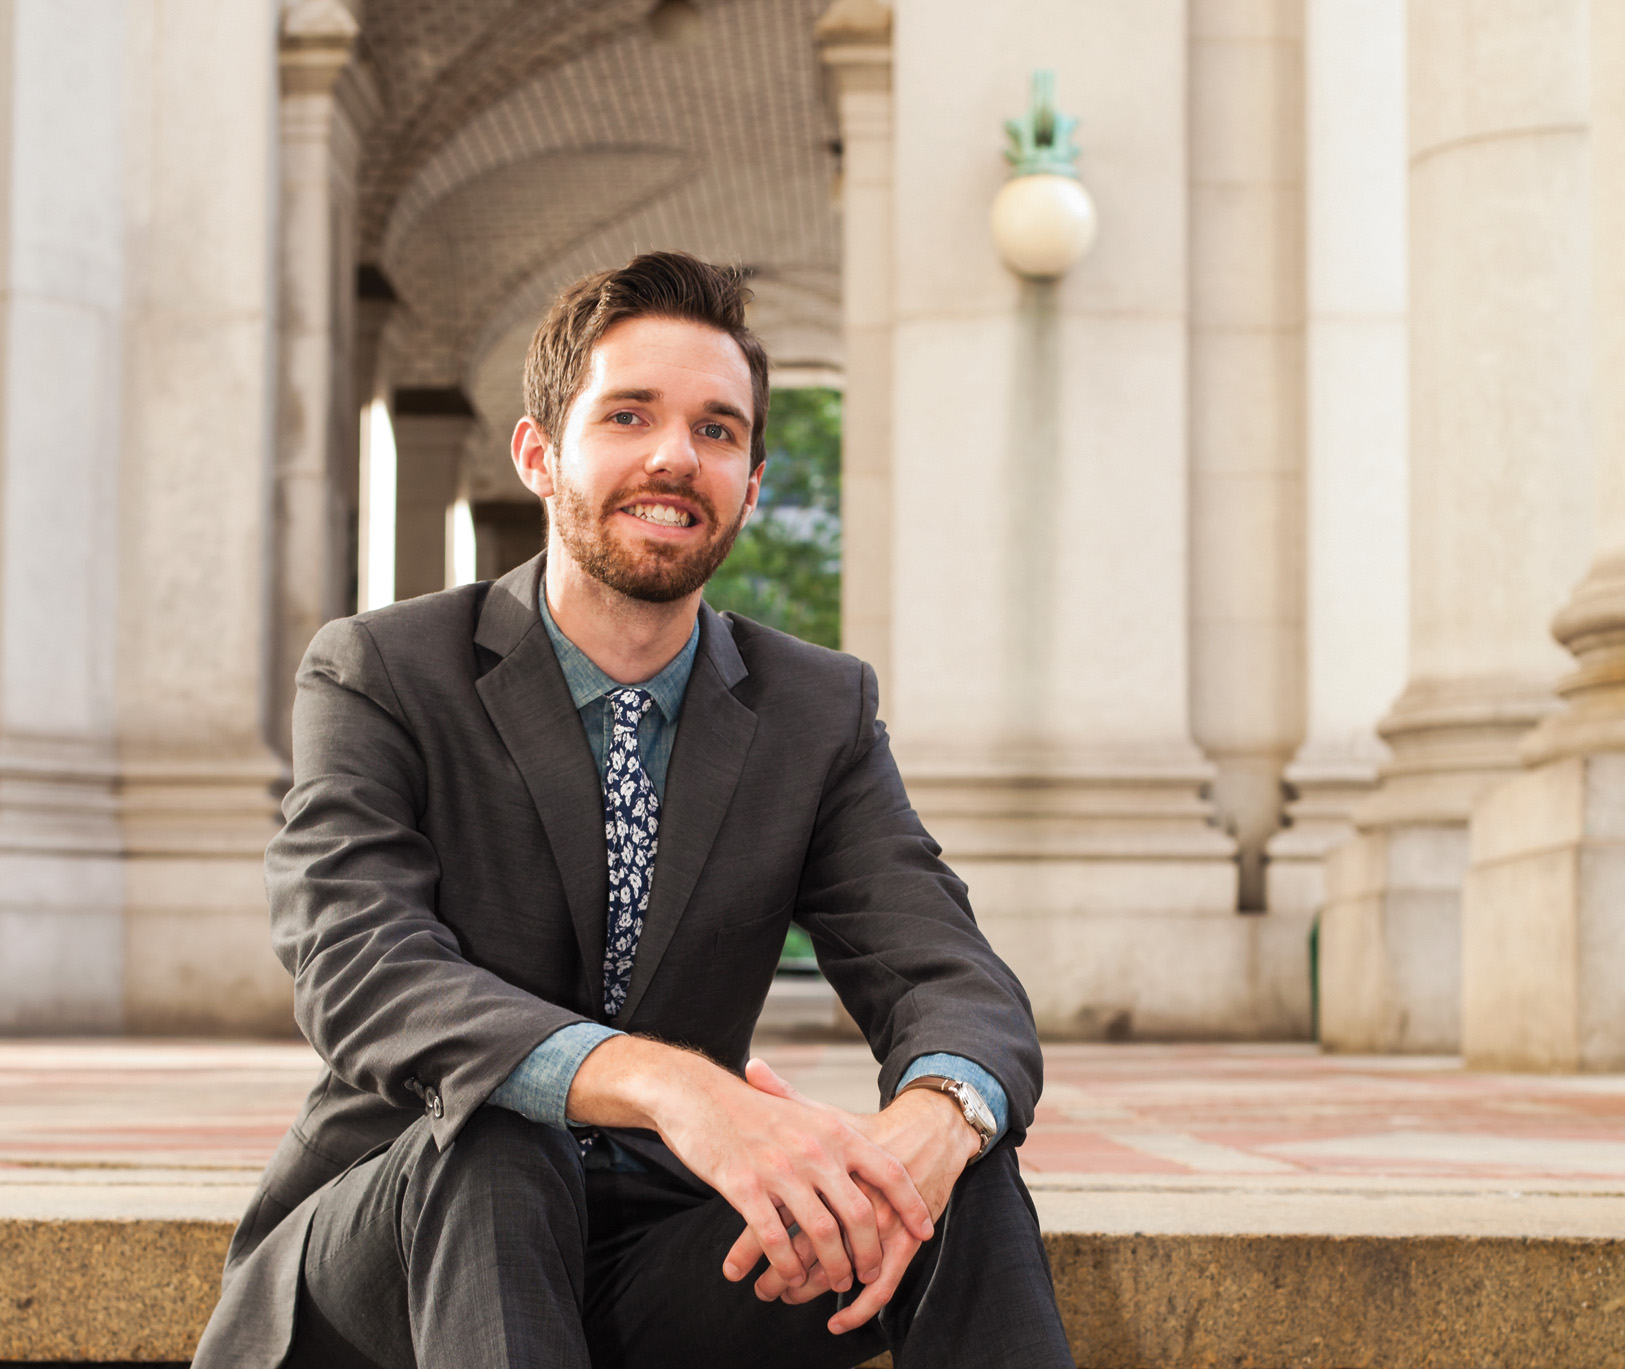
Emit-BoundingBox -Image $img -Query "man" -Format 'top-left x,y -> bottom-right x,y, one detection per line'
194,252 -> 1073,1369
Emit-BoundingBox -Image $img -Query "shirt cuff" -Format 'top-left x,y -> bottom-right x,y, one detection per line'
895,1052 -> 1010,1156
488,1022 -> 623,1128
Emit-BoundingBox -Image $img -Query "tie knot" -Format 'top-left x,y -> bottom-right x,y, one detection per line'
608,687 -> 654,725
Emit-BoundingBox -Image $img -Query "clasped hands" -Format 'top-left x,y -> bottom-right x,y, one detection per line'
715,1058 -> 977,1335
565,1037 -> 979,1337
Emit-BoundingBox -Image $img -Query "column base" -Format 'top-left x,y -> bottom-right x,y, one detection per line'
909,768 -> 1311,1039
0,737 -> 124,1031
120,753 -> 293,1035
965,859 -> 1312,1038
1463,753 -> 1625,1071
1264,755 -> 1381,917
1319,824 -> 1468,1052
0,851 -> 124,1032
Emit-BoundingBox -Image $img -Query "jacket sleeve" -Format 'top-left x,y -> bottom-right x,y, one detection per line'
792,661 -> 1043,1144
266,616 -> 589,1149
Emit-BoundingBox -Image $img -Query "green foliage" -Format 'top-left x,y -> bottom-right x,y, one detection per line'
705,387 -> 841,648
779,924 -> 818,973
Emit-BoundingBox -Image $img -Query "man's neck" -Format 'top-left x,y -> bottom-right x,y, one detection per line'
543,545 -> 701,685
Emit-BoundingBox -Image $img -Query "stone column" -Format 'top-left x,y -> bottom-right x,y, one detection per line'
816,0 -> 893,696
1460,2 -> 1625,1071
392,389 -> 474,602
1264,0 -> 1408,922
273,0 -> 371,757
1319,0 -> 1593,1053
117,0 -> 290,1033
1187,0 -> 1307,914
889,0 -> 1261,1040
0,0 -> 126,1029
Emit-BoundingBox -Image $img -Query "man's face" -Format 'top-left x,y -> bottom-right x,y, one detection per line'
523,316 -> 761,603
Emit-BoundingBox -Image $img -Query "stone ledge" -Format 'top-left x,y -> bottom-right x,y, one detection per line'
8,1218 -> 1625,1366
1,1219 -> 233,1363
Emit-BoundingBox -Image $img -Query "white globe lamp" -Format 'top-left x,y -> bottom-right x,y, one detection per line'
991,71 -> 1099,281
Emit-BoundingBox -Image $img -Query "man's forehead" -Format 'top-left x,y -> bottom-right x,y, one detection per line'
584,316 -> 753,399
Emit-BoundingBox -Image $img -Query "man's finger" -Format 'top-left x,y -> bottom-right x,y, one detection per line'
822,1177 -> 922,1333
743,1056 -> 804,1102
847,1144 -> 934,1244
827,1224 -> 917,1335
756,1229 -> 830,1303
778,1180 -> 858,1293
722,1226 -> 765,1282
815,1169 -> 882,1284
728,1191 -> 810,1289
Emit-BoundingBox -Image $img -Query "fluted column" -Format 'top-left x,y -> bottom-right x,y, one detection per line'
1264,0 -> 1408,921
1460,0 -> 1625,1070
116,0 -> 289,1033
1187,0 -> 1307,913
1319,0 -> 1593,1053
0,0 -> 126,1029
273,0 -> 370,756
392,389 -> 475,602
889,0 -> 1270,1040
817,0 -> 893,699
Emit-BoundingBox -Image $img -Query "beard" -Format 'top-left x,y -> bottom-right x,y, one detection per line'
551,474 -> 749,603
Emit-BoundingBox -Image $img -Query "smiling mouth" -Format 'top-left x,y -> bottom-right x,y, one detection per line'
623,502 -> 696,528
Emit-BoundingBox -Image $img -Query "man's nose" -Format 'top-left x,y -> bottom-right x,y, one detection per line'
647,423 -> 699,477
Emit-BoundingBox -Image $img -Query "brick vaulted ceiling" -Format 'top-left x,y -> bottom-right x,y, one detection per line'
354,0 -> 843,499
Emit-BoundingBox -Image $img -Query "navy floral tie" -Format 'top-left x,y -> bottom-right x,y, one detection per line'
602,688 -> 659,1019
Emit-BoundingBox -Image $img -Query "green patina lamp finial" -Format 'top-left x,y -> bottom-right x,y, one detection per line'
1003,70 -> 1080,180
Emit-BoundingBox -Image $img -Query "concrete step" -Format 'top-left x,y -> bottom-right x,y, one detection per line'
8,1177 -> 1625,1365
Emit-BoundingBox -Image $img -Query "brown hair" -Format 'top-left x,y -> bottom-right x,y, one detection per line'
523,251 -> 771,470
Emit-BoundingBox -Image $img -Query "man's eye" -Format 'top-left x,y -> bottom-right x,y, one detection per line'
700,422 -> 730,441
609,411 -> 640,426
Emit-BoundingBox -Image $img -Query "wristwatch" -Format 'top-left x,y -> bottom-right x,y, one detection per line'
897,1075 -> 997,1160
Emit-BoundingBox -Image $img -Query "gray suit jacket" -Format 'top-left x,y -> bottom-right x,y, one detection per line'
193,554 -> 1040,1367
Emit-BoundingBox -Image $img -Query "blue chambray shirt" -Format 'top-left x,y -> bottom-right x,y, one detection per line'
488,591 -> 1009,1154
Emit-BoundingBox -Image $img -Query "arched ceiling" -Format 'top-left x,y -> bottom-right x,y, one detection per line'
354,0 -> 842,501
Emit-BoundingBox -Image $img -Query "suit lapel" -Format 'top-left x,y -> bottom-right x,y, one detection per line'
474,556 -> 609,1013
619,605 -> 755,1026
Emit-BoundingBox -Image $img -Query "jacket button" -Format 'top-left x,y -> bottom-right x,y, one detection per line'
425,1085 -> 443,1119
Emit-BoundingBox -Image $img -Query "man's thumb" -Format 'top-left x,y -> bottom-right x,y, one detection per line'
744,1056 -> 800,1100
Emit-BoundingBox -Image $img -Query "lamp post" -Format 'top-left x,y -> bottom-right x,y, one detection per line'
991,70 -> 1097,280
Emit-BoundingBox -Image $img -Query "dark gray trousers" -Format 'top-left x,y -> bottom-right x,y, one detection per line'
289,1107 -> 1074,1369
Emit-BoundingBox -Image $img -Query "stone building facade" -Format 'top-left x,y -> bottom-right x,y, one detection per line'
0,0 -> 1611,1063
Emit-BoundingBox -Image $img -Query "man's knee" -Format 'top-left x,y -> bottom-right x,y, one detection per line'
954,1144 -> 1040,1225
431,1104 -> 585,1182
401,1106 -> 589,1261
917,1146 -> 1051,1291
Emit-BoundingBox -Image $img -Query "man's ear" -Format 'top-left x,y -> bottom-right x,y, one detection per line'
739,458 -> 764,527
511,416 -> 556,499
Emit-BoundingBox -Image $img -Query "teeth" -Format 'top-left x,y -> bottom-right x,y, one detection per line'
628,503 -> 693,527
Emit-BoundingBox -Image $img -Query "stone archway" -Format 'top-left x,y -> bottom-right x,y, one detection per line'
273,0 -> 851,741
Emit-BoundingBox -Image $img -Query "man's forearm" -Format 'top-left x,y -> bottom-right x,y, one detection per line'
563,1033 -> 729,1131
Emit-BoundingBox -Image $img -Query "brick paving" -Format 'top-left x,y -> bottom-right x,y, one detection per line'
7,1037 -> 1625,1191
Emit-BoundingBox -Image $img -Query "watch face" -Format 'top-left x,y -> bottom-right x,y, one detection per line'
951,1081 -> 996,1136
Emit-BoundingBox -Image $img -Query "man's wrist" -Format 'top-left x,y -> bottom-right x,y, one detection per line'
888,1084 -> 983,1165
894,1054 -> 1009,1152
895,1075 -> 997,1160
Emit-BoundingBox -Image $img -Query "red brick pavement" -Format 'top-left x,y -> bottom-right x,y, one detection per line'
7,1040 -> 1625,1186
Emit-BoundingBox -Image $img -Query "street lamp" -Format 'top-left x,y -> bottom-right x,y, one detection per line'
991,70 -> 1098,280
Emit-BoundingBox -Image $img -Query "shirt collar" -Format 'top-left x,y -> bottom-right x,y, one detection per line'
538,587 -> 700,723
